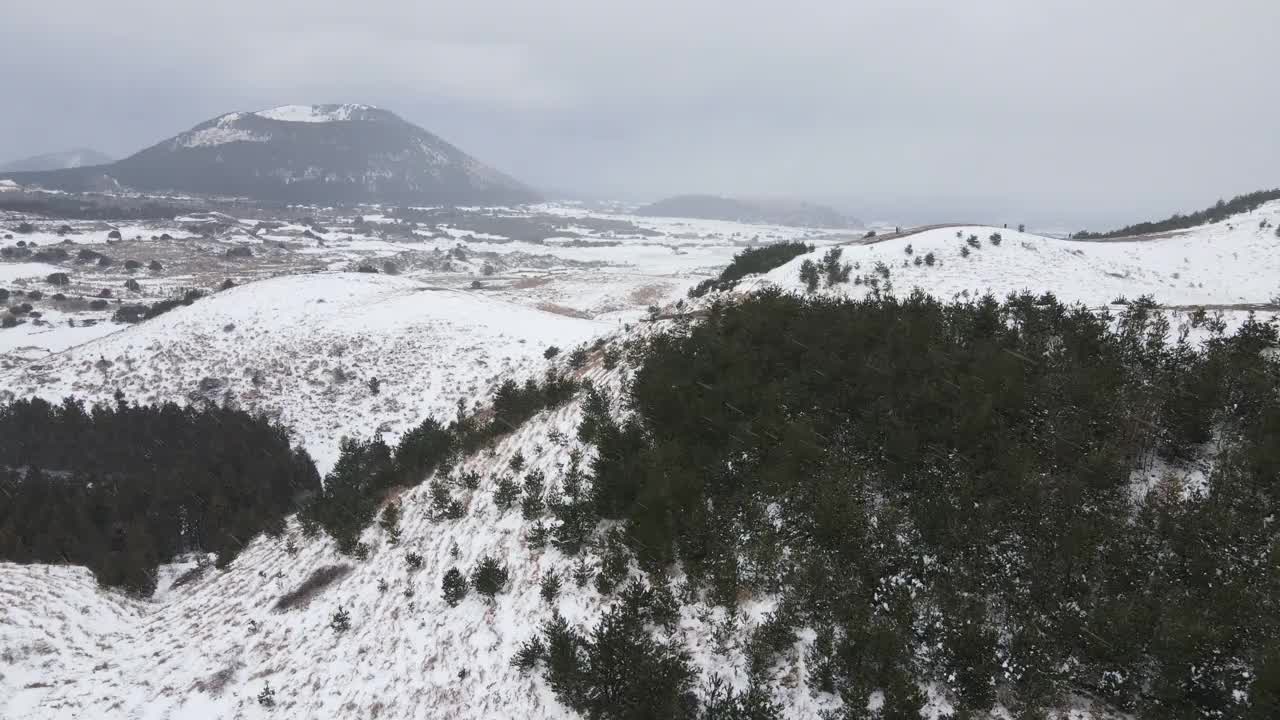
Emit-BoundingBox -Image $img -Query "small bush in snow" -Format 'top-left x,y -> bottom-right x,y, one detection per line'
989,232 -> 1003,246
257,682 -> 276,708
966,235 -> 981,249
329,606 -> 351,634
960,245 -> 971,258
406,552 -> 424,571
544,345 -> 560,360
904,243 -> 913,255
924,252 -> 936,266
442,567 -> 469,606
460,470 -> 481,490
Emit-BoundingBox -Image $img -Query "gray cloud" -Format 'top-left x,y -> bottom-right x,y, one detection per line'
3,1 -> 1279,227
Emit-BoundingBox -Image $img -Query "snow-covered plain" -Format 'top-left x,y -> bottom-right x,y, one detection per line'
3,198 -> 1278,720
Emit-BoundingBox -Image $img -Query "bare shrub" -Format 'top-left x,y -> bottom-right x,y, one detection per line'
274,564 -> 352,611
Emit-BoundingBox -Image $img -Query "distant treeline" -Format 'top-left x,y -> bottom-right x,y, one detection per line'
688,241 -> 812,298
1075,187 -> 1280,238
0,397 -> 318,595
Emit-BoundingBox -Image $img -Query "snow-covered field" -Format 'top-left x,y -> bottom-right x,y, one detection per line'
3,198 -> 1277,719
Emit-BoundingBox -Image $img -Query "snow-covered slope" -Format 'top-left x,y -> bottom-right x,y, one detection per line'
0,272 -> 607,472
762,201 -> 1280,308
0,354 -> 856,720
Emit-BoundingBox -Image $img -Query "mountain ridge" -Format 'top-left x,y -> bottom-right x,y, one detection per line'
0,148 -> 114,173
637,193 -> 860,228
0,105 -> 538,207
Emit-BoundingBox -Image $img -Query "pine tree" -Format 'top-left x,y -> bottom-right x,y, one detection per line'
471,555 -> 509,599
442,567 -> 469,606
257,682 -> 276,708
541,572 -> 562,603
379,502 -> 401,546
799,259 -> 821,293
521,469 -> 546,519
330,605 -> 351,634
494,476 -> 521,511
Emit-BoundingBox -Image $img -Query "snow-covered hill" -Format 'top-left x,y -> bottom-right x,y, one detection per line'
0,272 -> 606,472
761,201 -> 1280,308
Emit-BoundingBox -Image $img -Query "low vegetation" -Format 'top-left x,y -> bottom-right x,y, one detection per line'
1075,187 -> 1280,239
688,241 -> 813,298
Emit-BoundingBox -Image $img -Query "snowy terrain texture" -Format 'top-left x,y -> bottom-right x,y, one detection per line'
2,200 -> 1278,719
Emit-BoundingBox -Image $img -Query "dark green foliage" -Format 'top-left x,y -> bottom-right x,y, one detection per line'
46,272 -> 70,286
551,450 -> 594,555
799,260 -> 820,293
257,682 -> 276,708
471,555 -> 509,598
521,469 -> 547,520
442,567 -> 468,606
494,475 -> 521,511
513,634 -> 548,670
960,245 -> 971,258
595,529 -> 631,595
569,347 -> 590,369
460,470 -> 481,490
697,675 -> 781,720
1075,188 -> 1280,238
541,572 -> 562,602
405,551 -> 423,571
0,397 -> 318,595
112,288 -> 205,324
520,593 -> 697,719
545,345 -> 561,359
300,436 -> 394,554
379,503 -> 401,545
392,417 -> 452,484
988,232 -> 1002,246
573,289 -> 1280,719
509,450 -> 526,472
688,241 -> 812,298
924,252 -> 936,266
820,248 -> 852,287
966,234 -> 981,249
330,605 -> 351,633
603,345 -> 622,370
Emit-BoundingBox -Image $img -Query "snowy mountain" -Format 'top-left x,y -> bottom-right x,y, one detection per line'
0,105 -> 538,206
0,148 -> 113,173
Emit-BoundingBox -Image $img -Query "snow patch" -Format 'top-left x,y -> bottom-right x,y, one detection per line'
254,104 -> 375,123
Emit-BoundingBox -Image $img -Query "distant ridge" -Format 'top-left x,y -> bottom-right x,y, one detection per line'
0,148 -> 113,173
637,194 -> 860,228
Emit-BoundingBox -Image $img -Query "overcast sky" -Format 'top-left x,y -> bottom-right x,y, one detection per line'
2,1 -> 1278,227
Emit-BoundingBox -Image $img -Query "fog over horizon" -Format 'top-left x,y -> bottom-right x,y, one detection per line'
2,1 -> 1278,229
